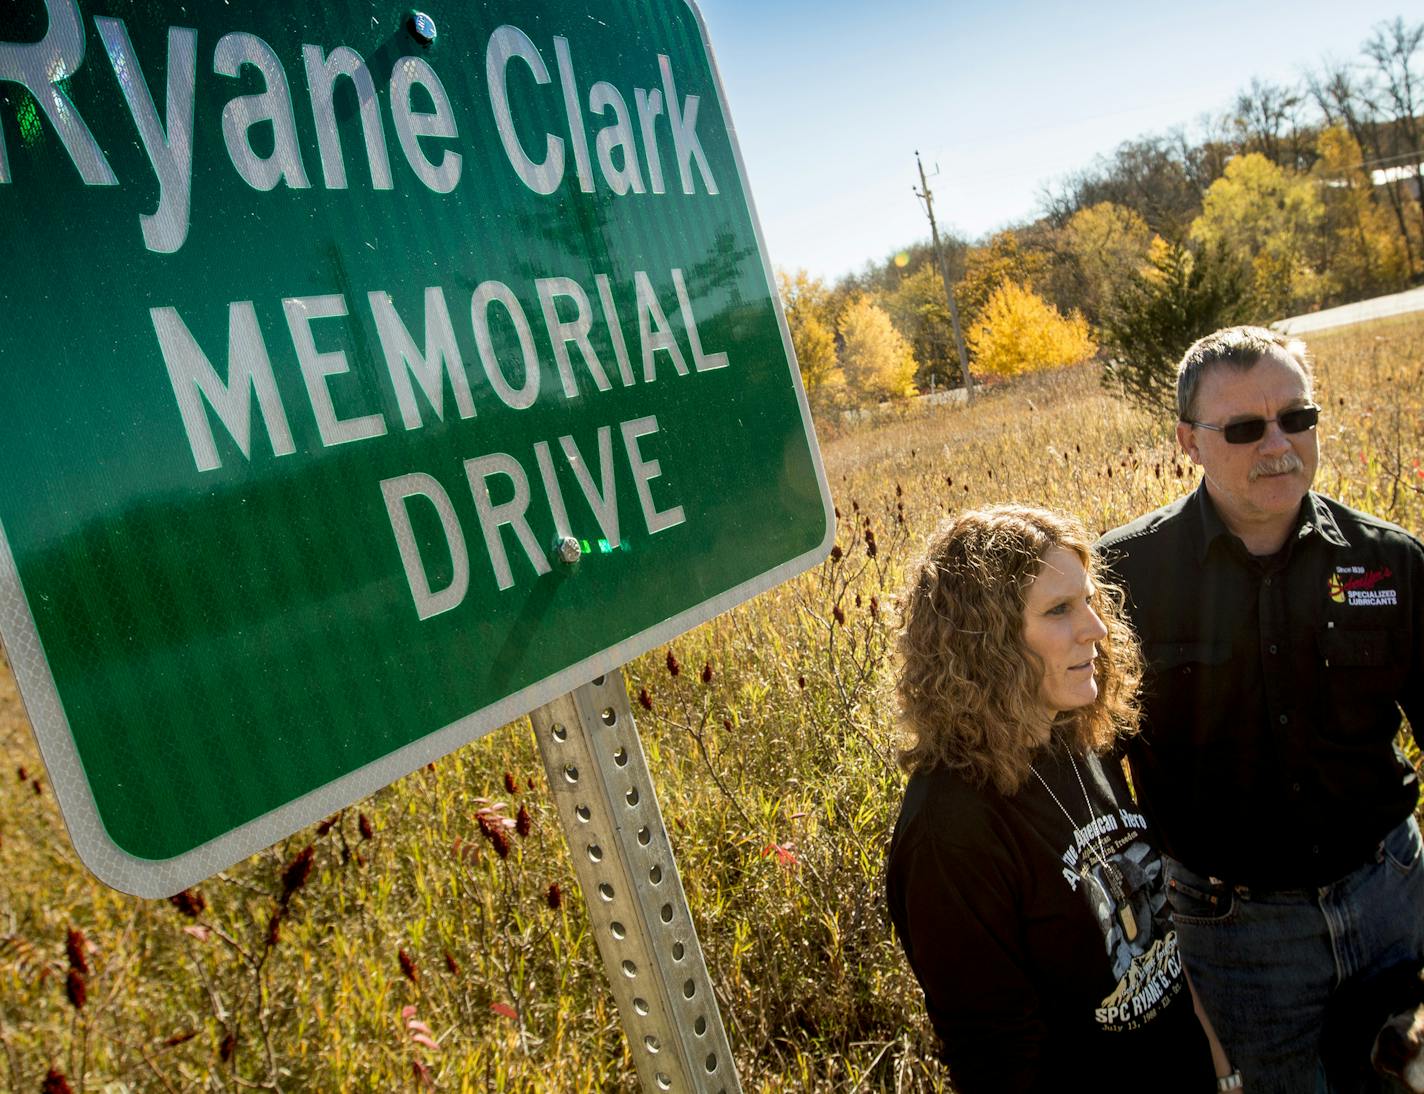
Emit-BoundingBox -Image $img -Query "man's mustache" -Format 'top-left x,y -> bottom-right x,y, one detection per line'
1249,452 -> 1304,481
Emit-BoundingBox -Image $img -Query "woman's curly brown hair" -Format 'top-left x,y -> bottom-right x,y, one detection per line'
896,504 -> 1141,793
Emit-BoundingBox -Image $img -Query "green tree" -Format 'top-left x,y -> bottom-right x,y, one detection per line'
838,295 -> 918,403
1100,238 -> 1252,412
883,265 -> 959,389
777,269 -> 845,409
966,282 -> 1097,377
1189,152 -> 1325,317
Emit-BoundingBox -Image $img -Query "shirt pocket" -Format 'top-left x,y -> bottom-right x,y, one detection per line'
1144,640 -> 1233,734
1314,626 -> 1409,737
1316,627 -> 1389,669
1149,640 -> 1232,672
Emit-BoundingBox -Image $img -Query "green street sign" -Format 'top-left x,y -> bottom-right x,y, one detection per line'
0,0 -> 831,896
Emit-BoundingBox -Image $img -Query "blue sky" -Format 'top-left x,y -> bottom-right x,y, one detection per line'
693,0 -> 1415,281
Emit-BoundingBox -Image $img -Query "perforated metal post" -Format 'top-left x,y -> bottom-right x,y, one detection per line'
529,669 -> 742,1094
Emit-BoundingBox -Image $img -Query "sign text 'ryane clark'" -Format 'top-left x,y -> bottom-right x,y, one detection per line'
0,0 -> 832,896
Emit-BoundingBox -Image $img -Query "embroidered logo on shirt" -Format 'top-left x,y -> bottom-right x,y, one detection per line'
1328,565 -> 1397,606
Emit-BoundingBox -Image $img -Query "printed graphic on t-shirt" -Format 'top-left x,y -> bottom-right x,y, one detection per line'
1096,933 -> 1184,1032
1055,806 -> 1186,1032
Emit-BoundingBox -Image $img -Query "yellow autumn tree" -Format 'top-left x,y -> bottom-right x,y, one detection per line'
955,230 -> 1049,334
1060,202 -> 1153,328
777,269 -> 845,409
838,294 -> 918,403
967,281 -> 1097,377
1189,152 -> 1325,316
1313,125 -> 1409,303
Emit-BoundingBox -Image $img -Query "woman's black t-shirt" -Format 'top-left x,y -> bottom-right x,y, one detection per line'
885,743 -> 1215,1092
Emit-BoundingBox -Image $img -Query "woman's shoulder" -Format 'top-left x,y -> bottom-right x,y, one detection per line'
893,765 -> 1014,851
887,766 -> 1027,901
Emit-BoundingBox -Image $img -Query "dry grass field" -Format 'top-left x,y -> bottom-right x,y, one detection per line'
3,315 -> 1422,1092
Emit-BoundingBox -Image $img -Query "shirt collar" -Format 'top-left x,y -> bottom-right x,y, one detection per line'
1304,492 -> 1351,548
1190,483 -> 1351,562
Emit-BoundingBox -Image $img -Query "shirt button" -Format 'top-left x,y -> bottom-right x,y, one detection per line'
1269,644 -> 1278,654
1279,714 -> 1288,724
1292,782 -> 1302,793
1264,577 -> 1273,586
1312,845 -> 1320,855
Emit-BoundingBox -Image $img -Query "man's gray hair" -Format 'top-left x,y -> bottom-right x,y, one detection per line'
1176,326 -> 1313,422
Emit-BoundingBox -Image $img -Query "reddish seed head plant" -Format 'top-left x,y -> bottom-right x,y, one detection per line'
65,929 -> 88,975
168,888 -> 206,919
280,845 -> 315,901
64,969 -> 86,1010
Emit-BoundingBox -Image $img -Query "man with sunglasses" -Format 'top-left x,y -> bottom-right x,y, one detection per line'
1099,326 -> 1424,1093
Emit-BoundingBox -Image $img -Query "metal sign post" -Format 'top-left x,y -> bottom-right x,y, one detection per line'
530,669 -> 740,1094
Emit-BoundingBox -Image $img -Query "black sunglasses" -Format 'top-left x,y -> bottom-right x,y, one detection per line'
1183,405 -> 1320,445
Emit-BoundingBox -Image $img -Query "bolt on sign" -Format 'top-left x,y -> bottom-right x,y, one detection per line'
0,0 -> 832,897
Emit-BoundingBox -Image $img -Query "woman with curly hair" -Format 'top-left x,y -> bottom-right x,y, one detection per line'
885,505 -> 1232,1092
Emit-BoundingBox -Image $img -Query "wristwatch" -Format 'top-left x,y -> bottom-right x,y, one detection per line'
1217,1071 -> 1243,1091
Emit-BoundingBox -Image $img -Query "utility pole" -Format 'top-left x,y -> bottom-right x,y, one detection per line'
914,151 -> 973,401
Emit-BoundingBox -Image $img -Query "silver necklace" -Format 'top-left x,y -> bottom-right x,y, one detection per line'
1029,751 -> 1139,942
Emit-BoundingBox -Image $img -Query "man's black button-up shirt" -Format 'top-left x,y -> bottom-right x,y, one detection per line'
1100,485 -> 1424,889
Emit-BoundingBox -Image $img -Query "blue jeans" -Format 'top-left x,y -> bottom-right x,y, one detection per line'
1164,816 -> 1424,1094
